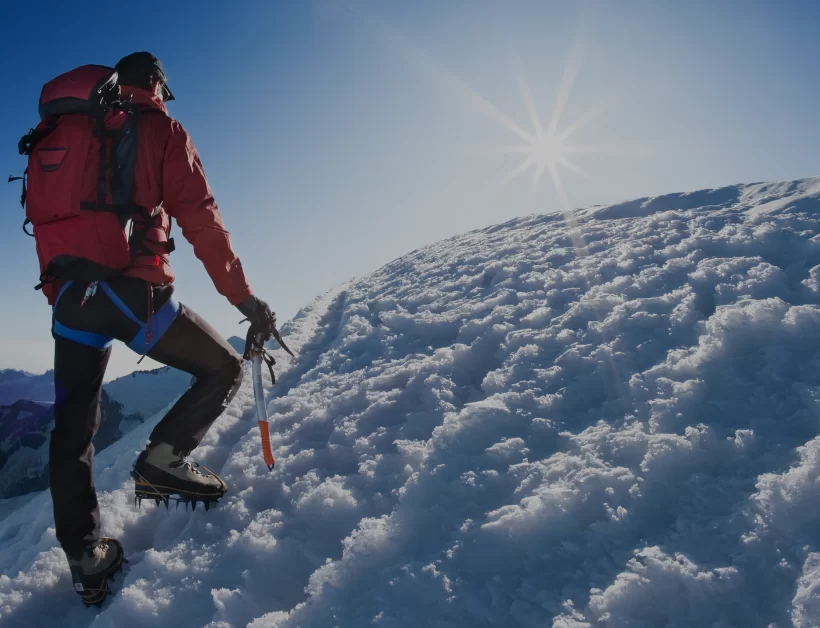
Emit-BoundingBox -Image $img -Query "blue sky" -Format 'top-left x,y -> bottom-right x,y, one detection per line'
2,0 -> 820,379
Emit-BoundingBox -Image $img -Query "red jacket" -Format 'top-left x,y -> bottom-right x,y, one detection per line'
118,87 -> 251,305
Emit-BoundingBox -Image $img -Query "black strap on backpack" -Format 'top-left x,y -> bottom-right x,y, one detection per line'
110,106 -> 174,259
7,171 -> 31,235
8,122 -> 58,235
77,105 -> 173,255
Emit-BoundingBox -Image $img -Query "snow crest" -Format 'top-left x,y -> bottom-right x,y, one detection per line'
2,178 -> 820,627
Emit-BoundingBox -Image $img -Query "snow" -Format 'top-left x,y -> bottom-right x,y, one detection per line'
2,177 -> 820,627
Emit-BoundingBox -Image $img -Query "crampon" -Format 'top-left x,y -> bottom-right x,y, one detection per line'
132,469 -> 225,512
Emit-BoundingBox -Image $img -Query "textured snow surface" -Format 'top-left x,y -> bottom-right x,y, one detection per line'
2,177 -> 820,627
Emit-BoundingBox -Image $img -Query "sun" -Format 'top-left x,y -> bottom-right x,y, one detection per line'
533,133 -> 564,167
489,47 -> 619,209
341,2 -> 618,213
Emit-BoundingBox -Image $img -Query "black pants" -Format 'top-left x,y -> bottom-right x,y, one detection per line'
50,277 -> 243,555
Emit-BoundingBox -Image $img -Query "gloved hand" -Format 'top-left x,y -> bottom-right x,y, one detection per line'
238,295 -> 296,362
237,295 -> 277,341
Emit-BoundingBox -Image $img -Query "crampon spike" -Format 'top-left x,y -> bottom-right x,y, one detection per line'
133,470 -> 170,509
191,500 -> 197,511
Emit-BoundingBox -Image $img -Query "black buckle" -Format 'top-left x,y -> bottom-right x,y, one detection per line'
18,132 -> 34,156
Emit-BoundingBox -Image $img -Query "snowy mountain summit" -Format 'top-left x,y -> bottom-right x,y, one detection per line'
2,177 -> 820,627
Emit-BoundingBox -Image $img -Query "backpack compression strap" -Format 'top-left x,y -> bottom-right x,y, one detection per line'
9,123 -> 58,235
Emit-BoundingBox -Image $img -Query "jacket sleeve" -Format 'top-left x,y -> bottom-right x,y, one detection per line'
162,121 -> 252,306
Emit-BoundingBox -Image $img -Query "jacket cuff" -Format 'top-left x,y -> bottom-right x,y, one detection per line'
228,287 -> 253,307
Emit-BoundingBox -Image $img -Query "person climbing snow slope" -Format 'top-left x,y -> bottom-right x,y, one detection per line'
12,52 -> 277,606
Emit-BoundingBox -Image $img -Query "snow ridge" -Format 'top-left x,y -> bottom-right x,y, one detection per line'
2,178 -> 820,627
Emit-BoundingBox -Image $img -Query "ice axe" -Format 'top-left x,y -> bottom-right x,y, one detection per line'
242,320 -> 295,471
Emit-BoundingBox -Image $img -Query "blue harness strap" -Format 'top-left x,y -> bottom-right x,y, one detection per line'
52,280 -> 114,349
98,282 -> 143,326
53,280 -> 74,309
52,320 -> 114,350
97,281 -> 181,354
51,280 -> 181,354
125,295 -> 181,354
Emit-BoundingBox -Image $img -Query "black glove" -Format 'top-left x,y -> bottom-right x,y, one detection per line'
237,296 -> 276,339
239,295 -> 296,363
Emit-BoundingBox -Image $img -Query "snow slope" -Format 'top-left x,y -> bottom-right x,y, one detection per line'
2,177 -> 820,627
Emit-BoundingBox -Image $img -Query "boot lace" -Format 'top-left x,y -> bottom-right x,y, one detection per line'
169,455 -> 207,476
86,539 -> 109,558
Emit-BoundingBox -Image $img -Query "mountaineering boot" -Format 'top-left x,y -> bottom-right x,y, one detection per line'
66,537 -> 126,607
131,443 -> 227,507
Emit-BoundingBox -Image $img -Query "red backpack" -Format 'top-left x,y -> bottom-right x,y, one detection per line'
10,65 -> 167,302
